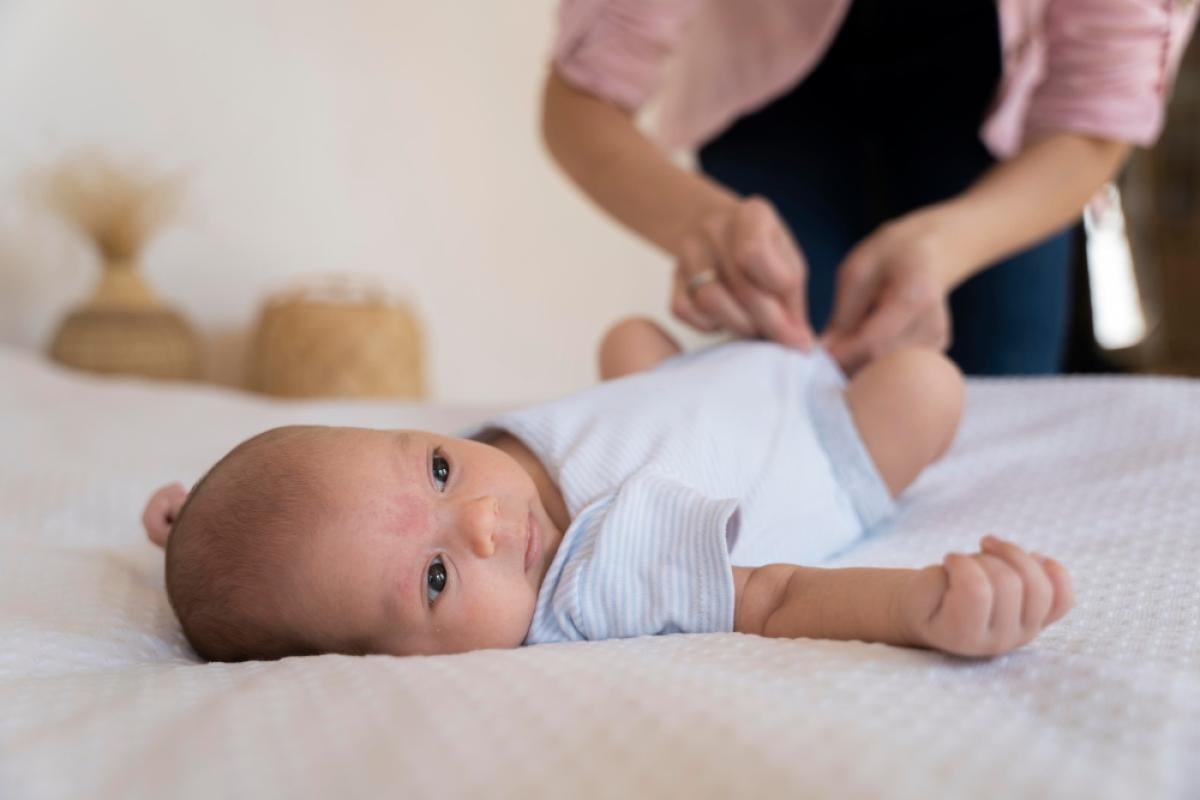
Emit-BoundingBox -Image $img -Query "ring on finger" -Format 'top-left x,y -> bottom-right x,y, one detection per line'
686,269 -> 720,294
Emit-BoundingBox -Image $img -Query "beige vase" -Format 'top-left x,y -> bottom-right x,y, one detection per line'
49,257 -> 201,380
33,151 -> 200,381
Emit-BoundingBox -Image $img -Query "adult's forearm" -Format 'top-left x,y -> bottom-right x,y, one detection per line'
735,564 -> 918,647
933,131 -> 1131,288
541,69 -> 735,252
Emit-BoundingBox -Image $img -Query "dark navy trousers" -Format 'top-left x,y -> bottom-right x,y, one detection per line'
698,0 -> 1072,375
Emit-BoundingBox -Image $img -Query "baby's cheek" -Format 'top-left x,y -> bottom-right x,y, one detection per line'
379,492 -> 430,537
462,584 -> 536,650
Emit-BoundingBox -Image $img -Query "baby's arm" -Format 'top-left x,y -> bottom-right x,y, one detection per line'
733,536 -> 1073,657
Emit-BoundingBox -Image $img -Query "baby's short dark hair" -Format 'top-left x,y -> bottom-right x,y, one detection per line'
165,426 -> 326,662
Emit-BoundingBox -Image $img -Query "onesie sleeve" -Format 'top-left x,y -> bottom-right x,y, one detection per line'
1024,0 -> 1199,147
525,472 -> 739,645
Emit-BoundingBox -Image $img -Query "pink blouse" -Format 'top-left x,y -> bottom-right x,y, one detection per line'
552,0 -> 1200,157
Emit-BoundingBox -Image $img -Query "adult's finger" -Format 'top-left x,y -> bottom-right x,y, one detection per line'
729,199 -> 814,347
670,267 -> 720,332
712,222 -> 801,346
679,238 -> 756,336
742,255 -> 813,348
734,285 -> 800,346
824,238 -> 883,343
772,229 -> 816,349
909,299 -> 952,352
731,199 -> 802,293
829,258 -> 950,371
694,282 -> 756,337
826,286 -> 915,374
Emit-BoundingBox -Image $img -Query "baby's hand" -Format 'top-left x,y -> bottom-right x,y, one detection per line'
899,536 -> 1073,657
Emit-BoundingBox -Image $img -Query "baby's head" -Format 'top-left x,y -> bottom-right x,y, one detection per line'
150,425 -> 560,661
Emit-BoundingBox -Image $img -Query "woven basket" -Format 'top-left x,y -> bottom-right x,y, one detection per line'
33,152 -> 200,381
47,258 -> 201,380
246,279 -> 425,399
50,307 -> 200,380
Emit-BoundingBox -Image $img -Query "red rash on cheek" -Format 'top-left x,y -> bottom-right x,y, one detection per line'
383,492 -> 430,539
373,491 -> 432,621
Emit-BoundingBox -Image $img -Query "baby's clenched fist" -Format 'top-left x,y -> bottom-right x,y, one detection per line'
898,536 -> 1074,657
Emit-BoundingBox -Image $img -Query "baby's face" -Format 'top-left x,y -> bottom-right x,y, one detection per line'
289,427 -> 563,656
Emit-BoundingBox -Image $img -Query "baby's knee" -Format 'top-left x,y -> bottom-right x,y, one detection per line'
598,316 -> 680,380
872,347 -> 964,456
846,347 -> 964,497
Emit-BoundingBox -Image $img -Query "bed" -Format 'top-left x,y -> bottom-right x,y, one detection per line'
1,343 -> 1197,799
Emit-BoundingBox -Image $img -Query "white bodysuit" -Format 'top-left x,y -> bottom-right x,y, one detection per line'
466,342 -> 895,645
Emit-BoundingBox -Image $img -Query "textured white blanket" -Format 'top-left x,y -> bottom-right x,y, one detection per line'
1,346 -> 1197,799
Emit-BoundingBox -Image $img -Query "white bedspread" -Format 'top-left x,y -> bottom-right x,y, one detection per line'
1,345 -> 1197,799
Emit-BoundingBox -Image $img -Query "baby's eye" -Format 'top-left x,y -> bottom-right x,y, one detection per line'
426,556 -> 448,606
431,448 -> 450,491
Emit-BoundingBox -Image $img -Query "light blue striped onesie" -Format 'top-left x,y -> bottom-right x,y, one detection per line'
467,341 -> 895,645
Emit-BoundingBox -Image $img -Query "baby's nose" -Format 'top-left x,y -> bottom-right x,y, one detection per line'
460,497 -> 498,559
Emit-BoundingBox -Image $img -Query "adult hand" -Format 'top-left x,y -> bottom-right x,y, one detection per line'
823,210 -> 957,374
669,196 -> 814,349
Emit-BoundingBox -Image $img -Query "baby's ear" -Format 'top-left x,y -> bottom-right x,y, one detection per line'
143,482 -> 188,548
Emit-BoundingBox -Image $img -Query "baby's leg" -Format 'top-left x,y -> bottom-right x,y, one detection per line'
844,347 -> 963,497
598,316 -> 681,380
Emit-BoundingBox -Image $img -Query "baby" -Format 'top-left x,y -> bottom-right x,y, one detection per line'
144,318 -> 1072,662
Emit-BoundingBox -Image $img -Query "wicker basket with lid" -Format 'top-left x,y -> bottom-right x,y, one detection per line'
246,277 -> 425,399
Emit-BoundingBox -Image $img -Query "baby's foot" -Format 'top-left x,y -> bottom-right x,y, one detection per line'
898,536 -> 1073,657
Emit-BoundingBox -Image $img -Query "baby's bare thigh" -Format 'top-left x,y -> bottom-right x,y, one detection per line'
598,317 -> 682,380
843,348 -> 963,497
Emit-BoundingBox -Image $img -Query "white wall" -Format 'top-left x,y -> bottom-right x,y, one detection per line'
0,0 -> 684,405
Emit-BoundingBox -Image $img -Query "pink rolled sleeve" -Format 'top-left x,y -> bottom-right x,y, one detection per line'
553,0 -> 702,111
552,0 -> 1199,157
1023,0 -> 1200,147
